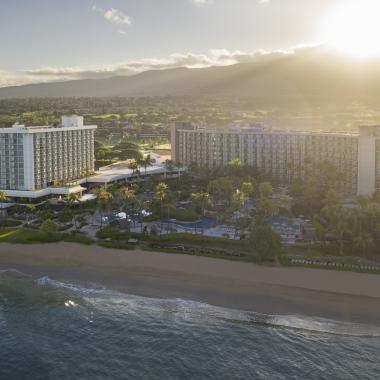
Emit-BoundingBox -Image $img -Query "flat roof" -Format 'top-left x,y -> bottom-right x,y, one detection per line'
87,164 -> 184,184
178,128 -> 359,137
0,125 -> 97,134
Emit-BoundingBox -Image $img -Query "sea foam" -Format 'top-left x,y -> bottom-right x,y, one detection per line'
33,275 -> 380,338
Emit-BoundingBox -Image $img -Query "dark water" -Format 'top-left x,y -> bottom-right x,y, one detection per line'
0,270 -> 379,380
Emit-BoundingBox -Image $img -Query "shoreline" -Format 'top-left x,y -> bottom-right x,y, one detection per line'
1,242 -> 380,325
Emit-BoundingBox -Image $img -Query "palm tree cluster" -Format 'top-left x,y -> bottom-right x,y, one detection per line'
315,190 -> 380,257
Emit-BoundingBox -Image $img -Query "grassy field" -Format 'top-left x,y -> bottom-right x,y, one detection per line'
0,228 -> 93,245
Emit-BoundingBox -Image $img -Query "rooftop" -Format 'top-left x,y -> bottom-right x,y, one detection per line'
178,125 -> 361,137
0,116 -> 96,133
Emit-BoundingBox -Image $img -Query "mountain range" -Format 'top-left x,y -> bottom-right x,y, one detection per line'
1,50 -> 380,103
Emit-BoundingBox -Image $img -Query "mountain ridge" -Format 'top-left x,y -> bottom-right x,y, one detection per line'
1,52 -> 380,103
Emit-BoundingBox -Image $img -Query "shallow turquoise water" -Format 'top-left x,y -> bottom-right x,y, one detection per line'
0,269 -> 379,379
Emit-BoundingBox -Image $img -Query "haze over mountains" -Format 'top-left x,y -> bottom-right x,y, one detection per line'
1,49 -> 380,104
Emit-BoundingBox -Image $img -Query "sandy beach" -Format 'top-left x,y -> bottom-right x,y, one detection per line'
0,242 -> 380,325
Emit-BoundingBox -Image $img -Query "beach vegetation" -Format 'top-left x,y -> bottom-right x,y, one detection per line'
64,233 -> 93,245
0,228 -> 62,244
0,219 -> 22,227
40,219 -> 59,234
248,225 -> 282,262
97,241 -> 135,250
96,225 -> 130,240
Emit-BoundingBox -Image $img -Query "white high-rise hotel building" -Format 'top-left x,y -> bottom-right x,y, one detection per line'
172,123 -> 380,196
0,116 -> 96,198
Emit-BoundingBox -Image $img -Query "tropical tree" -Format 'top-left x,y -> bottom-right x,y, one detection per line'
67,192 -> 80,206
40,219 -> 58,234
164,159 -> 175,174
231,189 -> 248,237
321,189 -> 341,224
140,154 -> 154,175
241,181 -> 254,214
127,159 -> 139,175
191,191 -> 210,216
248,224 -> 281,262
113,141 -> 142,161
258,182 -> 273,199
96,187 -> 113,226
256,197 -> 279,224
59,207 -> 73,223
227,158 -> 242,186
232,189 -> 246,213
116,186 -> 136,210
207,177 -> 233,205
354,230 -> 374,257
241,181 -> 254,198
154,182 -> 168,220
0,190 -> 9,219
81,166 -> 94,181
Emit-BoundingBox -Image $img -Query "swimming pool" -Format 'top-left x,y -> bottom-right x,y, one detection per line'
162,217 -> 216,230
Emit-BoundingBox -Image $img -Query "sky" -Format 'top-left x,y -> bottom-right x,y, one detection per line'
0,0 -> 357,86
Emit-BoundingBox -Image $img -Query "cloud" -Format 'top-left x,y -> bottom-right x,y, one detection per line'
103,8 -> 132,25
191,0 -> 213,7
0,47 -> 302,87
92,5 -> 132,27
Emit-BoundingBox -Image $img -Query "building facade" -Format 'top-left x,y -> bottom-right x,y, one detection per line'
0,116 -> 96,197
172,123 -> 380,196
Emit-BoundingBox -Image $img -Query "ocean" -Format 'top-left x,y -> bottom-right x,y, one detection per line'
0,269 -> 379,380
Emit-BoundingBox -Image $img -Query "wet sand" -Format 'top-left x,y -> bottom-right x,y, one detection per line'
1,242 -> 380,325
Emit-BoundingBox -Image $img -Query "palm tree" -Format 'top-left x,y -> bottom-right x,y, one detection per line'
127,159 -> 139,175
164,159 -> 175,178
81,166 -> 94,181
241,181 -> 254,215
0,191 -> 9,219
354,231 -> 374,257
67,192 -> 80,206
154,182 -> 168,223
232,189 -> 246,213
232,189 -> 247,238
191,192 -> 210,217
141,154 -> 154,175
96,187 -> 113,226
227,158 -> 242,186
116,186 -> 136,211
258,182 -> 273,199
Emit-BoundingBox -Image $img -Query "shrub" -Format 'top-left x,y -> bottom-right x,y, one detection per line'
130,232 -> 248,251
40,219 -> 58,233
96,226 -> 130,240
97,241 -> 135,250
0,219 -> 22,227
248,225 -> 282,262
168,207 -> 198,222
64,234 -> 93,245
0,228 -> 63,244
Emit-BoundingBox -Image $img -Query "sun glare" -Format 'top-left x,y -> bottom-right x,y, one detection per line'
322,0 -> 380,57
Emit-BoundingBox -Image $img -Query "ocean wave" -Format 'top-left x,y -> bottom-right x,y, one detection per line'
259,315 -> 380,337
35,276 -> 108,295
0,268 -> 32,278
32,275 -> 380,338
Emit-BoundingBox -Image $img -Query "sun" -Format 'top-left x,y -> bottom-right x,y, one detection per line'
322,0 -> 380,57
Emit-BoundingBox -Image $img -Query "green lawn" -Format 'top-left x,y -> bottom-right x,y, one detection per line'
0,228 -> 63,244
94,114 -> 120,120
0,228 -> 93,245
